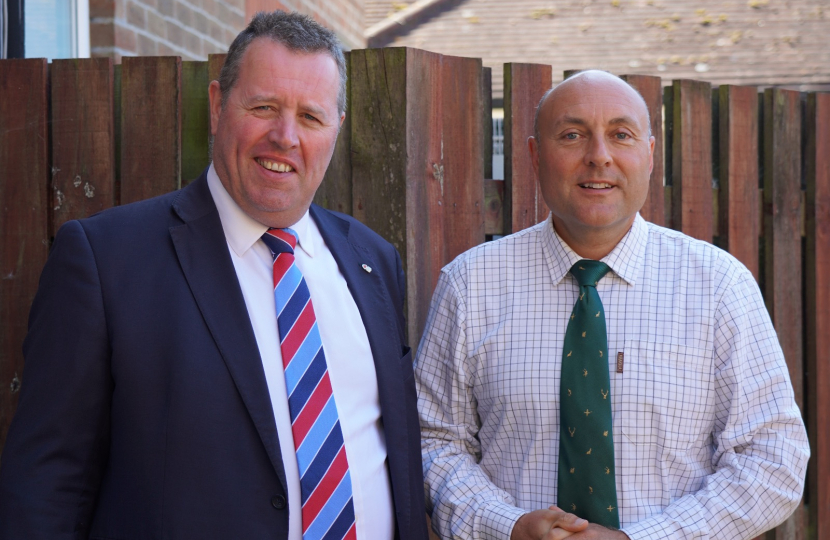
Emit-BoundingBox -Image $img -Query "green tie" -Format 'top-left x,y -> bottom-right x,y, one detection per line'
557,260 -> 619,528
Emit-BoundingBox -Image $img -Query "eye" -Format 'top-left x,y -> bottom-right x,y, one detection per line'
615,132 -> 631,140
302,113 -> 319,122
564,132 -> 579,140
254,105 -> 271,112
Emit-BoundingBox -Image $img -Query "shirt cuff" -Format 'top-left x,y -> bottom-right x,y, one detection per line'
620,512 -> 680,540
479,502 -> 529,540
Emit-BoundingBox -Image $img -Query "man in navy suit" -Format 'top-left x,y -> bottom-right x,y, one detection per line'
0,11 -> 428,540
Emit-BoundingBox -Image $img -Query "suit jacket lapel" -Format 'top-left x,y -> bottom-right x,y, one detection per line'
310,205 -> 413,533
168,174 -> 287,492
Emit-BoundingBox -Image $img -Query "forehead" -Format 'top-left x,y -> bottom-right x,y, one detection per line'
234,38 -> 339,104
543,76 -> 648,127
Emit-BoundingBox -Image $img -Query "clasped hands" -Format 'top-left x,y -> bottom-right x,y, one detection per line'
510,506 -> 630,540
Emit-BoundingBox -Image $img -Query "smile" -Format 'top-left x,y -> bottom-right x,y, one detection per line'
579,182 -> 613,189
257,158 -> 294,173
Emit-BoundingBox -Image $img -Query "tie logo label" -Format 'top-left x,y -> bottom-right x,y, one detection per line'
616,352 -> 624,373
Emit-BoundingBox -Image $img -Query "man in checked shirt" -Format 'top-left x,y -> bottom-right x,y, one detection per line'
414,70 -> 809,540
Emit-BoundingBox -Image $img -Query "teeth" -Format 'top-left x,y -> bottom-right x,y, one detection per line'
581,183 -> 612,189
257,159 -> 294,173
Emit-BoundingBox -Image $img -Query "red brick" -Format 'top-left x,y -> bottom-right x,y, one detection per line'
115,23 -> 138,53
127,1 -> 146,29
137,33 -> 158,55
147,10 -> 166,39
90,0 -> 115,18
166,21 -> 185,47
90,21 -> 115,48
158,0 -> 175,17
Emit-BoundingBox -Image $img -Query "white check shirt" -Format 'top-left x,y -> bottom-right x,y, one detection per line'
415,214 -> 809,540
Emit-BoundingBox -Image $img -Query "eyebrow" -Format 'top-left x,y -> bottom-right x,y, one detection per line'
248,95 -> 331,119
557,115 -> 641,129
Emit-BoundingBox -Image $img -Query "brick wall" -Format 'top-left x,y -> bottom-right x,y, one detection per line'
90,0 -> 247,61
246,0 -> 366,49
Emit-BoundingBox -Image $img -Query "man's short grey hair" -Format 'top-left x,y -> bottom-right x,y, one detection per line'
532,70 -> 652,141
218,11 -> 347,115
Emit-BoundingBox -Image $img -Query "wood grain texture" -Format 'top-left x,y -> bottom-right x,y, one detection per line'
316,52 -> 352,215
503,63 -> 551,233
482,67 -> 493,182
763,87 -> 804,540
484,179 -> 505,235
350,48 -> 444,344
718,85 -> 760,280
50,58 -> 115,233
663,85 -> 674,228
441,54 -> 485,262
0,59 -> 50,452
671,79 -> 713,241
805,91 -> 830,540
120,56 -> 182,204
181,61 -> 210,185
621,74 -> 664,226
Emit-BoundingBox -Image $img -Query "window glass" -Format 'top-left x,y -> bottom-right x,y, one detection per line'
25,0 -> 76,60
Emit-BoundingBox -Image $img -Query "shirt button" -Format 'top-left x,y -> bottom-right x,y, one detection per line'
271,495 -> 286,509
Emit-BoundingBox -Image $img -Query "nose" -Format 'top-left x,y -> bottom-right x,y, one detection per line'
584,136 -> 612,167
267,116 -> 299,149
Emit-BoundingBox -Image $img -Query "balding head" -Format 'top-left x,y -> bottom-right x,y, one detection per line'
534,70 -> 651,142
527,69 -> 656,260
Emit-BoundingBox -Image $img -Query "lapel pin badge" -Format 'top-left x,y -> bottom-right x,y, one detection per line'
362,264 -> 372,273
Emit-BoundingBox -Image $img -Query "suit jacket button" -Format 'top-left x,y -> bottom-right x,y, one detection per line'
271,495 -> 286,509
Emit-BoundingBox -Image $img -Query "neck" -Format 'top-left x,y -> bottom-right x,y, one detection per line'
551,217 -> 634,261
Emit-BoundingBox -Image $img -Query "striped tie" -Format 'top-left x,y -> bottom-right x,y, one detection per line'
262,228 -> 357,540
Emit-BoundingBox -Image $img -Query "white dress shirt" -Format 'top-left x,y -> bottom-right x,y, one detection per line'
416,213 -> 809,540
207,165 -> 394,540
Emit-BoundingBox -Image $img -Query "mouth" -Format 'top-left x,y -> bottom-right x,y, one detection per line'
579,182 -> 614,190
256,158 -> 295,173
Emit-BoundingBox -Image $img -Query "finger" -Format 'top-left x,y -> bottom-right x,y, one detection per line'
548,505 -> 563,511
550,513 -> 589,532
543,526 -> 579,540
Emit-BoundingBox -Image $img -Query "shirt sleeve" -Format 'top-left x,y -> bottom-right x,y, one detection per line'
622,270 -> 810,539
415,267 -> 529,540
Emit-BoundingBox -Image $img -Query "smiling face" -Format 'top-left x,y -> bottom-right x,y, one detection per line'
209,38 -> 344,228
529,71 -> 655,259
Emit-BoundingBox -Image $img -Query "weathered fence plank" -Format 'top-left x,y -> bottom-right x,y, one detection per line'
441,54 -> 485,262
50,58 -> 116,234
181,61 -> 210,185
0,59 -> 50,452
671,79 -> 713,242
316,52 -> 352,215
718,85 -> 760,279
351,48 -> 444,343
806,91 -> 830,540
763,87 -> 805,540
621,74 -> 664,226
503,63 -> 551,233
120,56 -> 182,204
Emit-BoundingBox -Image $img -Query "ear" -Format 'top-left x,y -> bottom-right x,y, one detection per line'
647,135 -> 656,176
208,80 -> 223,136
528,136 -> 540,179
339,111 -> 346,129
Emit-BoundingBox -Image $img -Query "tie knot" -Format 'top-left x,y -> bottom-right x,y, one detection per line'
262,228 -> 298,256
569,260 -> 610,287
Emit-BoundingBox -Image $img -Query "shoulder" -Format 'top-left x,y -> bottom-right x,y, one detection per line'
642,220 -> 755,291
311,204 -> 399,259
443,220 -> 547,278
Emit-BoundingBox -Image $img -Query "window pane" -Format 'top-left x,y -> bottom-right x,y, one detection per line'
25,0 -> 76,60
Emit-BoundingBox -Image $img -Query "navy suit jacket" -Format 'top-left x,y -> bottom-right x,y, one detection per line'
0,173 -> 428,540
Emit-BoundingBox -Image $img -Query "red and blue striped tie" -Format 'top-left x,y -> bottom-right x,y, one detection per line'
262,228 -> 357,540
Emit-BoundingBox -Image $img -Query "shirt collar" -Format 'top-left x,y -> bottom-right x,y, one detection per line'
206,164 -> 315,258
540,212 -> 648,287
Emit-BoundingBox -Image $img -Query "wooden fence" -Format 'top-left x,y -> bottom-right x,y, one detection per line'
0,50 -> 828,539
